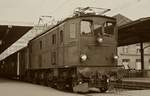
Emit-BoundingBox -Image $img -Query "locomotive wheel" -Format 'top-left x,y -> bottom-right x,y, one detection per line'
47,81 -> 51,87
56,82 -> 65,90
100,87 -> 108,93
65,83 -> 73,92
32,78 -> 37,84
40,81 -> 45,85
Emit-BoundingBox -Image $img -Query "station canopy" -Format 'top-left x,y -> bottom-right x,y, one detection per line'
118,17 -> 150,46
0,25 -> 33,54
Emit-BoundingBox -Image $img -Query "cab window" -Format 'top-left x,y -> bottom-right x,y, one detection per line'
81,20 -> 92,35
104,22 -> 115,35
93,23 -> 103,36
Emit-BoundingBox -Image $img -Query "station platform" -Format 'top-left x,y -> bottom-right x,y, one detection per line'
123,77 -> 150,83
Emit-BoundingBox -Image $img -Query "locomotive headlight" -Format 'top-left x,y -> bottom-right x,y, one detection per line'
97,37 -> 103,43
79,81 -> 82,84
114,55 -> 118,59
80,54 -> 87,61
107,79 -> 110,83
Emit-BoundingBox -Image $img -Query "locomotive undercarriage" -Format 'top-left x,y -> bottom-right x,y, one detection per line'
23,66 -> 121,93
24,68 -> 74,91
72,66 -> 119,93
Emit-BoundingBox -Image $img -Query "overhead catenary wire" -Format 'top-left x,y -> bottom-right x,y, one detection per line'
50,0 -> 72,15
106,0 -> 141,16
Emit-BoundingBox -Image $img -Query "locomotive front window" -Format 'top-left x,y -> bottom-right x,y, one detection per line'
104,22 -> 115,35
81,20 -> 92,35
93,23 -> 103,36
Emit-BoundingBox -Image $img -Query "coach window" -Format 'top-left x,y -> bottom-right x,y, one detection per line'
60,30 -> 63,43
52,34 -> 56,44
70,23 -> 76,38
81,20 -> 92,35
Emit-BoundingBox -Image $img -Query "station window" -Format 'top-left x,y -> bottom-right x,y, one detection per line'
122,59 -> 130,62
52,34 -> 56,44
136,59 -> 141,62
51,52 -> 56,65
60,30 -> 63,43
136,59 -> 141,70
70,23 -> 76,38
136,43 -> 140,53
104,22 -> 114,35
122,46 -> 128,53
136,48 -> 140,53
81,20 -> 92,35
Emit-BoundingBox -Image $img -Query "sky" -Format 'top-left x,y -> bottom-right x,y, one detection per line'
0,0 -> 150,25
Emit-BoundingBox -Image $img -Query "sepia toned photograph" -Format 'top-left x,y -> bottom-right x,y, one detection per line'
0,0 -> 150,96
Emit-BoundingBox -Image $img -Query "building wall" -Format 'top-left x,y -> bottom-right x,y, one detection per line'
118,43 -> 150,70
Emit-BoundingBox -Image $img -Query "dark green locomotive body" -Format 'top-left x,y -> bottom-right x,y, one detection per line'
0,15 -> 121,93
26,15 -> 120,92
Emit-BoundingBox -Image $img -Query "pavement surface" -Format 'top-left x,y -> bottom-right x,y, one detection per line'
0,78 -> 150,96
0,78 -> 82,96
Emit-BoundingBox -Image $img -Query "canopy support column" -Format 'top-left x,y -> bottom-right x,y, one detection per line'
140,42 -> 144,76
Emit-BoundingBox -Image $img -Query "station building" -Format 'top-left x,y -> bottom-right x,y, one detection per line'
115,14 -> 150,71
118,43 -> 150,70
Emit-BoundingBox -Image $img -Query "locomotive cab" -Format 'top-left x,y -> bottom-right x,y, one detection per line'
79,16 -> 117,66
72,15 -> 119,92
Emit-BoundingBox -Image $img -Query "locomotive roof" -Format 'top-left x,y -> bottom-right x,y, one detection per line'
30,15 -> 116,42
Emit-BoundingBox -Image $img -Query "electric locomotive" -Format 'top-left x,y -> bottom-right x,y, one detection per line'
26,7 -> 120,92
0,7 -> 121,93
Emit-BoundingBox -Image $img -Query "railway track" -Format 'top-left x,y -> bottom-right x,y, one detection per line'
112,81 -> 150,90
